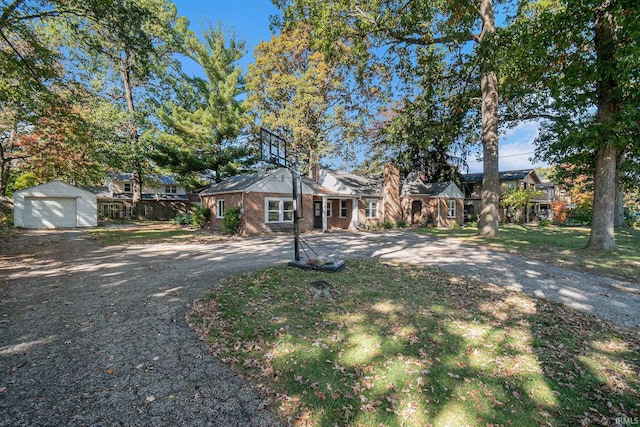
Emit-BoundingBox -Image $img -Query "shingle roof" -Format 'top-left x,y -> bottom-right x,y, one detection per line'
111,173 -> 179,185
199,168 -> 328,196
401,172 -> 464,198
462,169 -> 536,184
401,173 -> 451,196
326,170 -> 383,195
199,170 -> 273,195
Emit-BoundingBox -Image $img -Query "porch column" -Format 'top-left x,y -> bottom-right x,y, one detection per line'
322,196 -> 328,232
351,197 -> 358,230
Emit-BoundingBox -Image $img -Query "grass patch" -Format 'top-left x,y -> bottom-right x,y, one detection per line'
88,221 -> 214,245
416,224 -> 640,282
189,260 -> 640,427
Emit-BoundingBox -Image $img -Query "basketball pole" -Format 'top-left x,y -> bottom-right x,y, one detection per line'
291,169 -> 300,261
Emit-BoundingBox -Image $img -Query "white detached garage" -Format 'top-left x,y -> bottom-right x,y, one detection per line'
14,181 -> 97,228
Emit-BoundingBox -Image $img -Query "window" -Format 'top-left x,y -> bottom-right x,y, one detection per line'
365,199 -> 378,218
266,198 -> 294,223
340,200 -> 348,218
216,199 -> 225,218
123,183 -> 131,192
326,200 -> 332,218
447,200 -> 456,218
165,185 -> 177,194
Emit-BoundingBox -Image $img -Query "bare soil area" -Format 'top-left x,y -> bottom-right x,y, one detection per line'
0,226 -> 286,427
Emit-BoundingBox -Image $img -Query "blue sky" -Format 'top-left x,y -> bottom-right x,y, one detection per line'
173,0 -> 548,174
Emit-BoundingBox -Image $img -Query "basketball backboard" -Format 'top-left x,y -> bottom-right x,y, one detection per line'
260,127 -> 288,168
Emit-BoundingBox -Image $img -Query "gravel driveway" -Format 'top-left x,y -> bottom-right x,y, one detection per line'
1,228 -> 638,426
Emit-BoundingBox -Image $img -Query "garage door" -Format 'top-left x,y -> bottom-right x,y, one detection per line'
24,197 -> 77,228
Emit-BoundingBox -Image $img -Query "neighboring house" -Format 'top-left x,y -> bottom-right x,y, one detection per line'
200,164 -> 464,236
462,169 -> 552,222
400,172 -> 465,227
93,173 -> 195,220
14,181 -> 97,228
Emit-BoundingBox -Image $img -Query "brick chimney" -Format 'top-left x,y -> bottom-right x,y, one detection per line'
384,163 -> 402,223
310,164 -> 321,182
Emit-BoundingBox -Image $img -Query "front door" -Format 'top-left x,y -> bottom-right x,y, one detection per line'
411,200 -> 422,224
313,201 -> 323,229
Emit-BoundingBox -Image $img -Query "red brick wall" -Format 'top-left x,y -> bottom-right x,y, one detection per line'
358,197 -> 383,227
204,192 -> 314,236
326,198 -> 353,230
203,193 -> 243,232
400,196 -> 464,227
384,164 -> 402,222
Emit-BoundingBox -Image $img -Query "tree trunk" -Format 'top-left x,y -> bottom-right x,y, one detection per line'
132,169 -> 144,219
477,0 -> 500,238
586,6 -> 618,251
0,129 -> 16,196
587,145 -> 617,250
121,54 -> 144,218
0,158 -> 10,197
614,153 -> 627,227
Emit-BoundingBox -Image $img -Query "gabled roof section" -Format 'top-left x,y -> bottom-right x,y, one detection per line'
200,168 -> 323,196
317,169 -> 383,197
462,169 -> 539,184
15,180 -> 96,198
111,173 -> 180,185
401,173 -> 464,198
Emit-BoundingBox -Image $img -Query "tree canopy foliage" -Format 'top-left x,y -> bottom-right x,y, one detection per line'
246,22 -> 374,175
499,0 -> 640,250
272,0 -> 504,237
150,23 -> 250,185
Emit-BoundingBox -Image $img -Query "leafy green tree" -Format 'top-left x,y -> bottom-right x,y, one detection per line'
499,0 -> 640,250
246,22 -> 373,175
51,0 -> 190,217
500,187 -> 544,223
150,24 -> 248,183
274,0 -> 505,237
0,0 -> 189,203
372,48 -> 475,185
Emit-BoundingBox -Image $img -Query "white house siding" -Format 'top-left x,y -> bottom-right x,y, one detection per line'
14,181 -> 97,228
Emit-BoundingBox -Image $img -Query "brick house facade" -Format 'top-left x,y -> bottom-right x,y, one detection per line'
200,165 -> 464,236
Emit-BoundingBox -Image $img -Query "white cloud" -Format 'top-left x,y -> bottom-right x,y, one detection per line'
464,121 -> 549,173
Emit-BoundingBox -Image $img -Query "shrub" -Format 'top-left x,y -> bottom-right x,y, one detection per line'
221,207 -> 241,235
191,205 -> 211,228
367,221 -> 384,231
397,220 -> 410,228
449,221 -> 460,229
567,205 -> 592,225
383,220 -> 396,229
539,219 -> 552,227
171,213 -> 192,225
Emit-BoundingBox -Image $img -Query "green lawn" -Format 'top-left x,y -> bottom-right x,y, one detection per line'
415,224 -> 640,283
87,222 -> 218,245
189,260 -> 640,427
